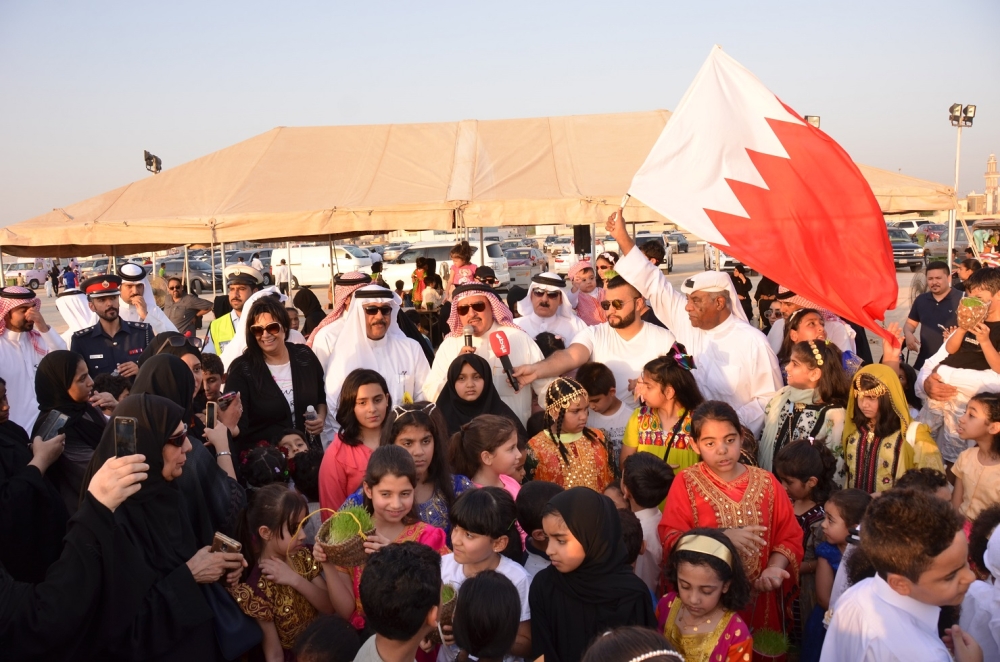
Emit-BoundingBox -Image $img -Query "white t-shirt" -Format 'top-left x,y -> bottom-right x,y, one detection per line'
634,508 -> 663,593
587,400 -> 635,463
571,323 -> 677,408
437,553 -> 531,662
267,361 -> 295,425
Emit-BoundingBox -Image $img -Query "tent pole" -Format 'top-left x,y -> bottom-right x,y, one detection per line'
210,242 -> 217,299
286,241 -> 292,290
183,245 -> 191,295
331,237 -> 340,274
590,223 -> 596,263
0,247 -> 5,284
479,227 -> 484,268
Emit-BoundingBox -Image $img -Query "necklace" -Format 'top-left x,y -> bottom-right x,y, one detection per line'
677,606 -> 719,633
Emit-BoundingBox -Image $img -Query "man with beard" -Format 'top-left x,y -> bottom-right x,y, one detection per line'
512,274 -> 675,408
203,265 -> 262,355
70,276 -> 152,379
514,272 -> 588,342
116,262 -> 177,335
0,286 -> 67,430
904,260 -> 962,370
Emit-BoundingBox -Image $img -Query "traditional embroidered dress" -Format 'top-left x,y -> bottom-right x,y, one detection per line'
340,474 -> 475,535
657,592 -> 752,662
658,463 -> 804,632
758,386 -> 845,474
622,406 -> 700,471
525,428 -> 613,491
229,548 -> 323,658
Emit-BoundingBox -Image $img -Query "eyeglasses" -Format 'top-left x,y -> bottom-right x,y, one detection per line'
456,301 -> 488,315
167,285 -> 182,291
363,305 -> 392,317
531,289 -> 561,299
166,424 -> 188,447
600,297 -> 638,311
250,322 -> 283,337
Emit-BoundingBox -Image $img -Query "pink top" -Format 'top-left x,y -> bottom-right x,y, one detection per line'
451,263 -> 477,286
319,434 -> 373,515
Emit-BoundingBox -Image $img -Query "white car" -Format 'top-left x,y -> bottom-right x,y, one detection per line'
888,219 -> 926,238
703,244 -> 739,272
380,240 -> 511,291
634,232 -> 673,274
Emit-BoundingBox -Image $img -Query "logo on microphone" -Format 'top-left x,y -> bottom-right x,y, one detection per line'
492,332 -> 509,355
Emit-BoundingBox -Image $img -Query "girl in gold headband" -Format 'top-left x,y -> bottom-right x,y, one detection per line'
658,529 -> 753,662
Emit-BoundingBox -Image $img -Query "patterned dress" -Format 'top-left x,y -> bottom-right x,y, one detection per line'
525,428 -> 613,491
623,407 -> 700,471
843,427 -> 914,494
657,592 -> 752,662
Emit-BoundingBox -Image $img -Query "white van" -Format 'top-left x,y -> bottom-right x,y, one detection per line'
379,241 -> 511,291
286,245 -> 373,288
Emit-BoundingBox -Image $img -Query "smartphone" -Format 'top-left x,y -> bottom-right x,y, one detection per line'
217,391 -> 237,411
211,532 -> 242,554
205,401 -> 218,429
114,416 -> 138,458
36,410 -> 69,441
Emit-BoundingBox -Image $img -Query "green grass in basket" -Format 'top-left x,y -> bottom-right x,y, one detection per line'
752,628 -> 789,655
326,506 -> 374,544
441,584 -> 456,603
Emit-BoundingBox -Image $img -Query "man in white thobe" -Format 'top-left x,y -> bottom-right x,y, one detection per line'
55,288 -> 97,347
324,285 -> 429,440
117,262 -> 178,335
767,286 -> 856,354
425,283 -> 549,427
309,272 -> 372,366
608,213 -> 781,436
514,272 -> 588,343
0,286 -> 67,431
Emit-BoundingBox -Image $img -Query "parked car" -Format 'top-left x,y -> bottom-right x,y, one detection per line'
703,245 -> 738,272
924,219 -> 1000,259
79,258 -> 111,280
285,245 -> 374,288
159,259 -> 224,295
552,251 -> 591,276
500,240 -> 523,252
4,262 -> 50,289
228,249 -> 274,285
666,232 -> 690,253
544,236 -> 574,254
381,240 -> 510,291
634,232 -> 673,274
505,248 -> 548,285
382,242 -> 411,261
887,219 -> 925,238
887,227 -> 927,272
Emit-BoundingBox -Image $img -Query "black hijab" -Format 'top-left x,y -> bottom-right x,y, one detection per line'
530,487 -> 655,662
132,354 -> 196,422
31,350 -> 106,447
138,334 -> 207,433
293,289 -> 326,337
436,354 -> 527,440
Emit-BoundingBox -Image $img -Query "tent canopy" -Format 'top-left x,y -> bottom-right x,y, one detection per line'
1,110 -> 954,258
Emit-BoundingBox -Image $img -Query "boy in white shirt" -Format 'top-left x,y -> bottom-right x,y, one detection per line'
576,362 -> 635,478
620,452 -> 674,594
515,480 -> 564,581
821,489 -> 981,662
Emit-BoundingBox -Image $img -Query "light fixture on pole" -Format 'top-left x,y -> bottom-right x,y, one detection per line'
804,115 -> 821,129
144,150 -> 162,174
947,104 -> 976,261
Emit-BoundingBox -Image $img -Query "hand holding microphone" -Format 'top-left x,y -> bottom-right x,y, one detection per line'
489,330 -> 521,393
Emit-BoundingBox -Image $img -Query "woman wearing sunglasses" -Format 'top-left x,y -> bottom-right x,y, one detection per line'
226,297 -> 327,461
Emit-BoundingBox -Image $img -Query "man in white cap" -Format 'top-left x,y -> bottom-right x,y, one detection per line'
323,285 -> 429,439
607,212 -> 781,436
204,264 -> 263,355
514,272 -> 588,343
0,286 -> 67,430
116,262 -> 177,335
767,286 -> 856,355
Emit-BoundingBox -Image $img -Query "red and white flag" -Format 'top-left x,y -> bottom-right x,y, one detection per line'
629,46 -> 897,339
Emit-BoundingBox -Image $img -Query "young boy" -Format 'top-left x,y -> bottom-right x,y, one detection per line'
822,489 -> 980,662
201,353 -> 225,403
515,480 -> 564,581
576,362 -> 634,477
93,373 -> 130,416
356,542 -> 441,662
620,452 -> 674,593
285,307 -> 300,332
617,508 -> 644,569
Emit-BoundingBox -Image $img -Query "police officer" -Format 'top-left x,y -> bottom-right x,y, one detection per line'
70,275 -> 153,379
204,264 -> 263,355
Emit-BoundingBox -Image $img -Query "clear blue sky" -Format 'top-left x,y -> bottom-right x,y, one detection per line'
1,0 -> 997,226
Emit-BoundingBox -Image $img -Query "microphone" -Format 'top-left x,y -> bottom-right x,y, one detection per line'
463,325 -> 474,348
489,330 -> 521,393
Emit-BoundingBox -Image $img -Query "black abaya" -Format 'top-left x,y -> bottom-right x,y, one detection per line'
293,288 -> 327,338
435,354 -> 528,441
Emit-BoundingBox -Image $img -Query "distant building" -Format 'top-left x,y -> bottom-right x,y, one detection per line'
968,191 -> 987,215
986,154 -> 998,215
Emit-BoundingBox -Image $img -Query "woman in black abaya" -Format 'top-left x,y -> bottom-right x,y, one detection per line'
435,354 -> 527,441
293,288 -> 327,338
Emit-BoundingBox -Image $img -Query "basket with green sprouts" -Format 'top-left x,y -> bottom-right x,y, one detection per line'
958,296 -> 990,331
316,506 -> 376,568
428,583 -> 459,645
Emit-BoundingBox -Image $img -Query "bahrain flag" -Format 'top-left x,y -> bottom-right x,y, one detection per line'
629,45 -> 897,340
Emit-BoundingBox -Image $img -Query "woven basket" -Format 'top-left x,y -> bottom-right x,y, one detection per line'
428,584 -> 459,645
957,297 -> 990,331
316,511 -> 375,568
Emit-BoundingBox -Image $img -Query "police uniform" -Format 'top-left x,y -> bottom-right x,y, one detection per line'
204,265 -> 262,355
70,275 -> 153,378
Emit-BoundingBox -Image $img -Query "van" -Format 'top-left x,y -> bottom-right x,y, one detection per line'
285,245 -> 373,288
379,241 -> 510,291
4,262 -> 50,289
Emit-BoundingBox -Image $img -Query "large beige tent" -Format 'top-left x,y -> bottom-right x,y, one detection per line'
0,110 -> 954,257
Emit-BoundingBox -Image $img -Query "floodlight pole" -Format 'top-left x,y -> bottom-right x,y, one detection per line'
948,124 -> 963,263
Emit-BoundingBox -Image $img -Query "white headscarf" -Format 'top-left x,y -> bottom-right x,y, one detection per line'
56,288 -> 97,346
220,286 -> 287,370
325,285 -> 403,391
679,270 -> 750,324
516,272 -> 578,319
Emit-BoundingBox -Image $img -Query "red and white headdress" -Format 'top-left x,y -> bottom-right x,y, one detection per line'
0,286 -> 46,355
446,283 -> 517,337
306,272 -> 372,346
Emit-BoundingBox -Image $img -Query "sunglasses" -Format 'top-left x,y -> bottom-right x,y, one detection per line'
456,301 -> 488,315
167,285 -> 182,291
532,289 -> 561,299
363,305 -> 393,317
155,335 -> 202,354
600,297 -> 638,311
166,424 -> 188,447
476,277 -> 497,285
250,322 -> 283,337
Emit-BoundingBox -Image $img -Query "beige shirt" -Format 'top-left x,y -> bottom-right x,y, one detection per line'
952,446 -> 1000,520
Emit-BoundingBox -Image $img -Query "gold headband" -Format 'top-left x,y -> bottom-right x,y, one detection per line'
545,377 -> 588,416
808,340 -> 824,366
675,534 -> 733,568
853,373 -> 889,399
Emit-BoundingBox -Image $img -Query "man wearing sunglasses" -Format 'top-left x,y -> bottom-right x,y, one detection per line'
204,265 -> 263,355
513,272 -> 588,343
512,273 -> 677,408
606,209 -> 781,436
162,277 -> 213,337
117,262 -> 178,335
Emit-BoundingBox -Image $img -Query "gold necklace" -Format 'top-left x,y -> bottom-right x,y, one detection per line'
678,606 -> 718,633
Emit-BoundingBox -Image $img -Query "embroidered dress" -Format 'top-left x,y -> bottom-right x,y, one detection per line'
656,592 -> 752,662
623,406 -> 700,471
758,386 -> 845,474
525,428 -> 613,491
659,463 -> 804,633
229,548 -> 323,657
340,474 -> 475,534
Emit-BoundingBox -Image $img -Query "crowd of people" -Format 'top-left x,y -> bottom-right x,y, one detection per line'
0,209 -> 998,662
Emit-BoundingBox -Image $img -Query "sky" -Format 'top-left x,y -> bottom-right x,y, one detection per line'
1,0 -> 997,227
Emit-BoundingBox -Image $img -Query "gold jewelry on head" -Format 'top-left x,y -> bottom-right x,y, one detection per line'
808,340 -> 824,366
675,534 -> 733,568
544,377 -> 589,416
853,373 -> 889,399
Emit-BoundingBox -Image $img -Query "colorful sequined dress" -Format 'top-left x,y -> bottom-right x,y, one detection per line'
525,428 -> 613,491
657,592 -> 752,662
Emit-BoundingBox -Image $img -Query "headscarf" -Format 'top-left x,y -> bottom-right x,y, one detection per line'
777,286 -> 842,323
533,487 -> 656,662
31,350 -> 106,448
680,271 -> 750,324
220,286 -> 286,370
325,285 -> 404,397
0,286 -> 46,355
293,288 -> 326,337
138,331 -> 202,368
446,283 -> 517,338
131,354 -> 196,423
566,260 -> 593,282
435,354 -> 528,438
843,364 -> 912,442
56,288 -> 97,343
516,272 -> 579,318
307,272 -> 372,346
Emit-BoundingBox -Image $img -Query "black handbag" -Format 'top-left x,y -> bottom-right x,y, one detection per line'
201,581 -> 262,660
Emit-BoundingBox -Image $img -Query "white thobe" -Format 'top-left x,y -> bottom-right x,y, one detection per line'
0,328 -> 67,432
425,323 -> 549,427
767,316 -> 856,355
515,312 -> 588,344
570,323 -> 676,408
959,581 -> 1000,662
916,342 -> 999,401
119,298 -> 178,335
311,318 -> 346,368
821,576 -> 951,662
616,246 -> 781,436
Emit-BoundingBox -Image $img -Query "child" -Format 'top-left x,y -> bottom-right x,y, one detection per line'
292,614 -> 362,662
448,414 -> 523,500
576,362 -> 634,478
529,487 -> 656,662
618,508 -> 644,569
438,488 -> 531,661
969,503 -> 1000,578
394,280 -> 412,308
315,445 -> 448,632
286,307 -> 301,332
412,257 -> 428,309
603,482 -> 629,509
959,523 -> 999,662
580,626 -> 680,662
659,401 -> 804,633
229,483 -> 333,660
435,354 -> 528,439
621,452 -> 674,594
451,570 -> 524,662
821,489 -> 979,662
291,448 -> 324,546
623,347 -> 704,472
422,275 -> 444,310
567,261 -> 606,326
760,340 -> 849,473
277,428 -> 310,458
525,377 -> 613,491
953,391 -> 1000,520
201,352 -> 226,403
242,443 -> 290,491
843,365 -> 944,493
516,480 -> 565,580
594,251 -> 619,287
93,372 -> 130,415
448,241 -> 477,298
657,529 -> 753,662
